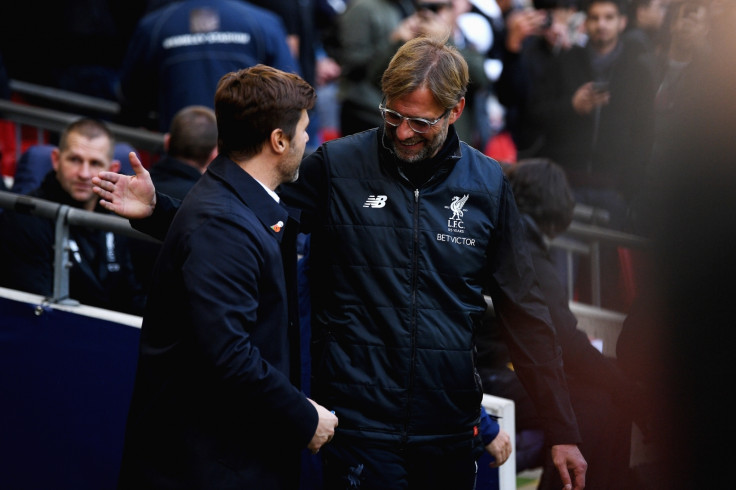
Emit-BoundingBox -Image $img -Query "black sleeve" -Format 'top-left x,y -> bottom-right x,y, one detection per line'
488,181 -> 581,445
533,242 -> 633,400
130,192 -> 181,242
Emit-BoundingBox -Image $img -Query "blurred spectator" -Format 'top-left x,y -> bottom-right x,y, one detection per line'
148,105 -> 217,198
450,0 -> 497,149
629,0 -> 711,235
622,0 -> 670,57
650,0 -> 710,167
532,0 -> 655,206
620,3 -> 736,487
495,0 -> 585,159
245,0 -> 345,149
131,105 -> 218,290
116,0 -> 299,132
477,158 -> 646,489
10,142 -> 137,196
529,0 -> 655,310
0,118 -> 145,315
143,0 -> 344,150
336,0 -> 491,143
247,0 -> 317,86
335,0 -> 418,136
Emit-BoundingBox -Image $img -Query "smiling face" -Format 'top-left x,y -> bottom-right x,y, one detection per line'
51,132 -> 119,210
383,87 -> 463,164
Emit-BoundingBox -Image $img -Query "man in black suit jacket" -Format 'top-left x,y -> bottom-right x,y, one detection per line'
111,65 -> 338,489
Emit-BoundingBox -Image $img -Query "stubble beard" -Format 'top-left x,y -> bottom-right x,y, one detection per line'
387,123 -> 447,166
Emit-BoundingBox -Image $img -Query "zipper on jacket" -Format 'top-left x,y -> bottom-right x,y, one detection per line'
403,188 -> 421,442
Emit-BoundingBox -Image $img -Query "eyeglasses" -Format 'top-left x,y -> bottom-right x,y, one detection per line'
378,103 -> 449,134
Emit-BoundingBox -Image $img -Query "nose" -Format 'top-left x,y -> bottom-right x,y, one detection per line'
79,161 -> 92,179
395,118 -> 416,140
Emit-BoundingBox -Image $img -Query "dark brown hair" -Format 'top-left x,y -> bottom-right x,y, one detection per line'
168,105 -> 217,168
505,158 -> 576,238
214,64 -> 316,160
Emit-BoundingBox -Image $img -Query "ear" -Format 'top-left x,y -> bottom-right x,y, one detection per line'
270,128 -> 287,155
448,98 -> 466,125
51,148 -> 61,172
163,133 -> 171,152
109,160 -> 121,173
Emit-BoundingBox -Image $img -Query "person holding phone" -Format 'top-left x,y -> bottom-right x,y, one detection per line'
529,0 -> 656,310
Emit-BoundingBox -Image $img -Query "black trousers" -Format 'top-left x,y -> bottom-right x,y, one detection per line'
321,432 -> 480,490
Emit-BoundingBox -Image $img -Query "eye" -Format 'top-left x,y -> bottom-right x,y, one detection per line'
409,119 -> 431,132
384,110 -> 402,125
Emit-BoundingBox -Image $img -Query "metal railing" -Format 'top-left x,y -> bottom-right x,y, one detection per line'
0,190 -> 158,305
550,220 -> 649,307
9,79 -> 121,115
1,187 -> 649,311
0,98 -> 164,163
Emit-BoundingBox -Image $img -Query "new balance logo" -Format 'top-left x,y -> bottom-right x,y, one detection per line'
363,195 -> 387,208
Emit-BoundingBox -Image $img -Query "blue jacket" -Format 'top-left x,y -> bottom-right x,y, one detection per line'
148,155 -> 203,200
119,156 -> 316,489
279,127 -> 580,447
118,0 -> 299,131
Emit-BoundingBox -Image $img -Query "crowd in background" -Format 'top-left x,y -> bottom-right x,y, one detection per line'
0,0 -> 719,187
0,1 -> 735,488
0,0 -> 721,291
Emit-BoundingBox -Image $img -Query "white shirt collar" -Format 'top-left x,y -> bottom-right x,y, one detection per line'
255,178 -> 280,203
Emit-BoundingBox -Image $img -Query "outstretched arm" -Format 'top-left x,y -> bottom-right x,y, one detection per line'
92,151 -> 156,219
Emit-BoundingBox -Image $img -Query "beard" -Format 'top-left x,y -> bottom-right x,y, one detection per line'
384,120 -> 448,165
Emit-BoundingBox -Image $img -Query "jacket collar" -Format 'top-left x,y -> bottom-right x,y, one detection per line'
149,156 -> 203,181
206,155 -> 300,243
376,125 -> 462,187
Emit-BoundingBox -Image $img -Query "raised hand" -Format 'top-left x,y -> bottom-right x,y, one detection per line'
92,151 -> 157,219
